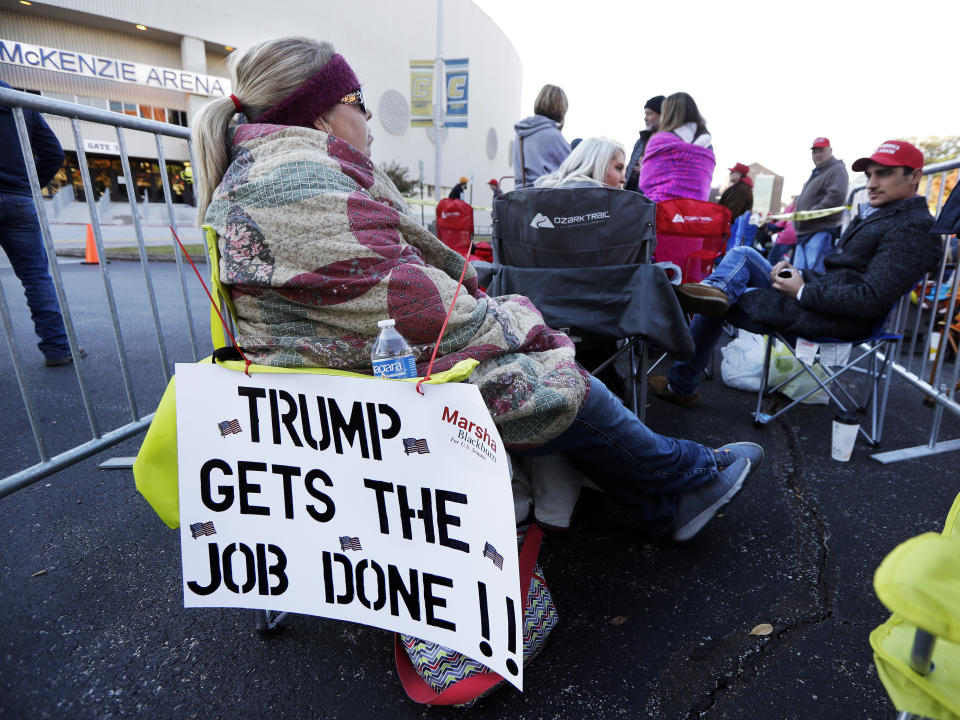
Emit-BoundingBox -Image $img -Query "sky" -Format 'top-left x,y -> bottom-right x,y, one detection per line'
472,0 -> 960,201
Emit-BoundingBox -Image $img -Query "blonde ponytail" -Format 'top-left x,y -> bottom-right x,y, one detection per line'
192,96 -> 240,222
192,37 -> 336,223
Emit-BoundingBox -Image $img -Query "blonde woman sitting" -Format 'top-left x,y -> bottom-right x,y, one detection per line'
535,136 -> 626,189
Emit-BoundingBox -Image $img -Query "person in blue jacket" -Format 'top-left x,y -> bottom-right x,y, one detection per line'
0,80 -> 76,366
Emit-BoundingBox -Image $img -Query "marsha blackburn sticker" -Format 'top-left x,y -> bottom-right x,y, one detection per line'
175,364 -> 522,689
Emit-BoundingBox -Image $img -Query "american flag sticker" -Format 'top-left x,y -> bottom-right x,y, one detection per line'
483,542 -> 503,570
403,438 -> 430,455
218,419 -> 241,436
190,521 -> 216,539
339,536 -> 362,552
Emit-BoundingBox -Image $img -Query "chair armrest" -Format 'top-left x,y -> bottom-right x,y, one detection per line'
874,532 -> 960,643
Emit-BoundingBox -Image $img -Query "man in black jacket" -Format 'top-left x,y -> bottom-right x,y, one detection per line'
650,139 -> 940,405
624,95 -> 664,192
0,81 -> 77,366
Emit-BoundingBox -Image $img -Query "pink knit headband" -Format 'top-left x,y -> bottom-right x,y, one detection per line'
255,53 -> 361,128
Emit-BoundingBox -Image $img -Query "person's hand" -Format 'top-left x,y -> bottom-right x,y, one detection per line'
771,260 -> 804,299
769,260 -> 791,280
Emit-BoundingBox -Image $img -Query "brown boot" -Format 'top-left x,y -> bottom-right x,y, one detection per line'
648,375 -> 700,407
672,283 -> 730,319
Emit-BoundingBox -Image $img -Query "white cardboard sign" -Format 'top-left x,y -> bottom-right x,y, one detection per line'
175,363 -> 522,689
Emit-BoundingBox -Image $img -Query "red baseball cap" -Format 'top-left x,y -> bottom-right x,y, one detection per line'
851,140 -> 925,172
488,178 -> 499,185
811,137 -> 831,149
728,162 -> 750,175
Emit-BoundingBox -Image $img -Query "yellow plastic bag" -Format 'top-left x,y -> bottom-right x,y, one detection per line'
767,340 -> 830,405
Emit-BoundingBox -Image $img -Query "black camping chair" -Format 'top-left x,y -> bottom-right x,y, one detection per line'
487,185 -> 694,422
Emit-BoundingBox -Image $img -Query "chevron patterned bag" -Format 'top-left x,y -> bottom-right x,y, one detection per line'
394,524 -> 558,707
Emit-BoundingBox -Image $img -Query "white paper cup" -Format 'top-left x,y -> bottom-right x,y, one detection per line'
832,411 -> 859,462
929,331 -> 942,362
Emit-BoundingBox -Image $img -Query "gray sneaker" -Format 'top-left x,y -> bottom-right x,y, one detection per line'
714,442 -> 764,473
672,458 -> 750,542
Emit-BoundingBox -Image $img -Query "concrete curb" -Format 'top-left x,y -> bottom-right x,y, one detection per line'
56,249 -> 180,262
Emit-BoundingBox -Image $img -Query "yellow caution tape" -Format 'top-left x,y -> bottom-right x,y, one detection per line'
767,206 -> 851,222
404,197 -> 492,212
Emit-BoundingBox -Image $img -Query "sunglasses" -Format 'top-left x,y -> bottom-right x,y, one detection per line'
339,89 -> 367,115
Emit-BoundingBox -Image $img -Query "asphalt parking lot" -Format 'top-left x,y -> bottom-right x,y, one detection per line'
1,257 -> 957,719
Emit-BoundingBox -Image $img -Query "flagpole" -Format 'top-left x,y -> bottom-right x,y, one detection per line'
434,0 -> 444,203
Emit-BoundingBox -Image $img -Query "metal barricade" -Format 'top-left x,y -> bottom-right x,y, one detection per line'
870,159 -> 960,463
0,87 -> 204,497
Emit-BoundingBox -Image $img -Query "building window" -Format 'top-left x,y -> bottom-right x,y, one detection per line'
60,153 -> 194,205
167,109 -> 188,127
109,101 -> 138,116
77,96 -> 107,110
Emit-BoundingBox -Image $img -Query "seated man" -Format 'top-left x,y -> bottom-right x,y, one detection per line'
650,139 -> 941,406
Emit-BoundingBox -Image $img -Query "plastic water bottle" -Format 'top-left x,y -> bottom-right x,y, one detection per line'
371,319 -> 417,379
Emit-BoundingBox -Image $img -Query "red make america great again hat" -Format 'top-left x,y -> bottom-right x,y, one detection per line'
851,140 -> 925,172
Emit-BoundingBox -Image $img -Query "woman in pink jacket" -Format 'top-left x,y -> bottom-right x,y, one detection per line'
639,92 -> 715,202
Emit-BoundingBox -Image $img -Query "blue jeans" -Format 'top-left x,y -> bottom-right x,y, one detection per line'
767,242 -> 793,265
668,246 -> 773,396
517,376 -> 718,525
0,192 -> 70,360
793,230 -> 834,273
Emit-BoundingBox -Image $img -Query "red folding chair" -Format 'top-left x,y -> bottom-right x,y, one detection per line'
435,198 -> 474,255
654,198 -> 732,283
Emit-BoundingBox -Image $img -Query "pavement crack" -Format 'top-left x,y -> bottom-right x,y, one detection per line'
687,413 -> 834,718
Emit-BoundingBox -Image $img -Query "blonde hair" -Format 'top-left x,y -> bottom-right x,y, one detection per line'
659,92 -> 708,138
192,37 -> 336,221
533,84 -> 568,124
535,137 -> 624,188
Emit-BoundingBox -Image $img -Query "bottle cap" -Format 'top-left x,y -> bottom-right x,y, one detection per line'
834,410 -> 859,425
377,319 -> 396,328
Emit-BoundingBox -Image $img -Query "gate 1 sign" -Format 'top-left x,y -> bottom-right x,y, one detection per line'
175,363 -> 522,689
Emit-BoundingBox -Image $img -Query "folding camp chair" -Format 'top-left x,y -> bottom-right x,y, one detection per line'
871,490 -> 960,720
751,310 -> 903,447
653,198 -> 732,283
435,198 -> 474,255
488,186 -> 694,422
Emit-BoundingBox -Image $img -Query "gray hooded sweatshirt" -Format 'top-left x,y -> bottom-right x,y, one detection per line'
512,115 -> 570,188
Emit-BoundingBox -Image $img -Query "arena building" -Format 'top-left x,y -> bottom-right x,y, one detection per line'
0,0 -> 521,215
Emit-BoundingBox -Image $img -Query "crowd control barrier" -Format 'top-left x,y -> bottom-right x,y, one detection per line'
865,159 -> 960,463
1,85 -> 958,492
0,86 -> 204,497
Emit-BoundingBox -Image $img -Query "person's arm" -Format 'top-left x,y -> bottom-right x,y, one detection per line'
30,111 -> 64,188
799,216 -> 938,318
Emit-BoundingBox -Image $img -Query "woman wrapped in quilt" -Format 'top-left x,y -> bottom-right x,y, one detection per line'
191,37 -> 763,542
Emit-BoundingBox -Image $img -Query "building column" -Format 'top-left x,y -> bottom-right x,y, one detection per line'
180,36 -> 208,123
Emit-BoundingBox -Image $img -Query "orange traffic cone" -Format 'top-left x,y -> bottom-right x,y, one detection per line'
81,224 -> 99,265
